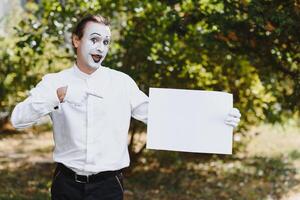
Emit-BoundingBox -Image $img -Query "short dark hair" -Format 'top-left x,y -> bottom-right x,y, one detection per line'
71,14 -> 110,52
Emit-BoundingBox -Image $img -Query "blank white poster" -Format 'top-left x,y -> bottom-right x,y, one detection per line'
146,88 -> 233,154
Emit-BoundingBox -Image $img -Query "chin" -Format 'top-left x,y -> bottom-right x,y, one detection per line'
87,57 -> 104,69
87,61 -> 101,69
89,64 -> 100,69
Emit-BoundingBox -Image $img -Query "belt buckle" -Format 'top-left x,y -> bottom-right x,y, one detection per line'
75,174 -> 89,183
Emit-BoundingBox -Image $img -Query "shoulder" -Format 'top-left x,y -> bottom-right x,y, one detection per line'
37,67 -> 73,89
41,67 -> 73,82
102,66 -> 136,84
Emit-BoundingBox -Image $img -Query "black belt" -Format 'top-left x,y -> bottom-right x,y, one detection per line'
56,163 -> 122,184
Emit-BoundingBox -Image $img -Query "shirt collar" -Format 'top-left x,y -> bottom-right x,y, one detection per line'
73,63 -> 103,80
72,63 -> 110,99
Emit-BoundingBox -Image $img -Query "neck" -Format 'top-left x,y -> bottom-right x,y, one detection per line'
76,60 -> 97,75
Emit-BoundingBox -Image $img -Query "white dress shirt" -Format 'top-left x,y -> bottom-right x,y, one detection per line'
11,64 -> 149,175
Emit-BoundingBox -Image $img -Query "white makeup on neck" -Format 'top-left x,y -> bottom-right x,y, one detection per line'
77,22 -> 111,71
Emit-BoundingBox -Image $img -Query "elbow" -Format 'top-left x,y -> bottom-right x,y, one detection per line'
141,118 -> 148,125
10,111 -> 21,129
10,108 -> 27,129
10,116 -> 29,129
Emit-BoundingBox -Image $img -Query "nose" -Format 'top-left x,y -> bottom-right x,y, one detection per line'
96,42 -> 104,53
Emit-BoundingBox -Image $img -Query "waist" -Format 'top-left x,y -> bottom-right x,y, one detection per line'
56,162 -> 122,184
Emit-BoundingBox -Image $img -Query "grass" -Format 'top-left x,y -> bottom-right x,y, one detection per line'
0,123 -> 299,200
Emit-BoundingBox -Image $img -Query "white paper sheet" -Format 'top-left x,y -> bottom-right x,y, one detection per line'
146,88 -> 233,154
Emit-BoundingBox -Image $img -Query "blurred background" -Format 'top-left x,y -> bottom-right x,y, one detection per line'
0,0 -> 299,199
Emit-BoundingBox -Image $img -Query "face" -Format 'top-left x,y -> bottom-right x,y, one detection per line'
73,21 -> 111,70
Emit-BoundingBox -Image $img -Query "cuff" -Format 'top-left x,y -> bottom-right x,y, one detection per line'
48,88 -> 61,111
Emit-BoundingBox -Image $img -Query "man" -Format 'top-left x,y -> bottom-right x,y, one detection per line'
11,14 -> 241,200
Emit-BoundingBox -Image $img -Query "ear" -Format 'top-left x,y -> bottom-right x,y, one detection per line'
72,34 -> 80,48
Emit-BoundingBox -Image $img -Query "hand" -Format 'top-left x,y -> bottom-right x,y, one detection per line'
62,86 -> 102,106
56,86 -> 68,103
225,108 -> 241,128
63,85 -> 88,106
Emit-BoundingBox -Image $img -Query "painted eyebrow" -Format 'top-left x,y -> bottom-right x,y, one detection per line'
90,33 -> 111,39
90,33 -> 101,36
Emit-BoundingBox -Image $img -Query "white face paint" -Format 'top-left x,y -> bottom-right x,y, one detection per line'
77,22 -> 111,69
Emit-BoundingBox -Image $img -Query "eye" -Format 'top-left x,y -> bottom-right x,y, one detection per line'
91,38 -> 97,43
103,40 -> 110,45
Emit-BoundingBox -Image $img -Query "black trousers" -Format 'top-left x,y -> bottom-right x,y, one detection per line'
51,163 -> 124,200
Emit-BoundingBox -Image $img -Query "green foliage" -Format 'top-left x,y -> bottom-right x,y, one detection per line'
117,0 -> 300,127
0,2 -> 71,120
0,0 -> 299,130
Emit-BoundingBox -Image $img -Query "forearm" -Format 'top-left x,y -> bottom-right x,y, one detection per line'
11,96 -> 59,129
132,101 -> 148,124
10,73 -> 64,129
